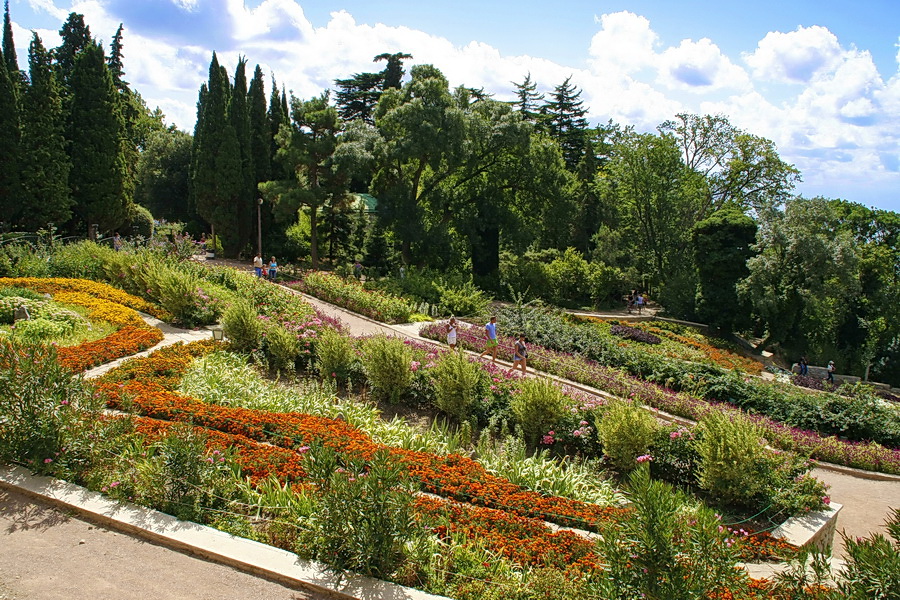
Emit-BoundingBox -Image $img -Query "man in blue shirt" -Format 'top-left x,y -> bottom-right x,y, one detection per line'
478,316 -> 499,363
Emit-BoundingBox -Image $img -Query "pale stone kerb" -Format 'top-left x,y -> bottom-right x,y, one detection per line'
773,502 -> 842,553
0,465 -> 451,600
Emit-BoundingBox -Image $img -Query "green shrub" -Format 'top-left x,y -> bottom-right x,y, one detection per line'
597,400 -> 660,472
693,411 -> 769,507
315,327 -> 356,387
509,377 -> 569,446
430,350 -> 485,421
0,341 -> 89,470
0,286 -> 44,300
0,296 -> 46,324
222,301 -> 263,352
360,335 -> 414,404
436,280 -> 491,318
0,242 -> 50,277
299,447 -> 417,577
593,466 -> 746,599
48,240 -> 117,280
836,508 -> 900,600
265,323 -> 300,372
13,317 -> 69,342
127,203 -> 155,238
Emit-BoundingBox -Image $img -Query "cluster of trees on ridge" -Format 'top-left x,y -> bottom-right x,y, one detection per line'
1,7 -> 899,386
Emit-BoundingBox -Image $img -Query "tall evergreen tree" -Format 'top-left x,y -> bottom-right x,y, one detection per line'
511,72 -> 543,124
373,52 -> 412,89
54,13 -> 92,88
2,0 -> 20,84
231,57 -> 254,251
18,33 -> 71,230
0,44 -> 19,225
68,42 -> 128,232
543,76 -> 589,170
267,78 -> 289,179
248,64 -> 270,183
334,71 -> 383,124
192,52 -> 243,255
107,23 -> 126,90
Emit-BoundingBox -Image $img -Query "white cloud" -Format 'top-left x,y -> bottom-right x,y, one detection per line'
744,25 -> 843,83
657,38 -> 751,92
588,11 -> 657,75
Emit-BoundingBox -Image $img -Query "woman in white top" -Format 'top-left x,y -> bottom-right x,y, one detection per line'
446,317 -> 458,349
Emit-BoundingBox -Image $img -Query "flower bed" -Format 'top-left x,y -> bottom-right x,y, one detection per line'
0,277 -> 174,321
420,322 -> 900,475
285,271 -> 413,323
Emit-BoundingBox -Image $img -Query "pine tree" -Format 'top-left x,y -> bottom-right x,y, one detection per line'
511,72 -> 543,124
0,46 -> 20,226
230,57 -> 254,251
107,23 -> 126,90
68,42 -> 128,232
18,33 -> 72,230
543,76 -> 589,170
334,71 -> 383,124
192,52 -> 243,255
248,64 -> 270,183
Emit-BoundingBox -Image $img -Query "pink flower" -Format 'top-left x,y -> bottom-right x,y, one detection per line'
670,430 -> 681,439
541,435 -> 555,445
636,454 -> 652,463
410,361 -> 420,372
573,430 -> 581,437
823,496 -> 830,505
43,458 -> 53,463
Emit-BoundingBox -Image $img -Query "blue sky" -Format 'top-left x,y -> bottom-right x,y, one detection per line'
7,0 -> 900,210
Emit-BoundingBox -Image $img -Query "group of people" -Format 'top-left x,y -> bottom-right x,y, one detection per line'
253,254 -> 278,280
796,355 -> 837,383
626,290 -> 646,314
445,315 -> 528,373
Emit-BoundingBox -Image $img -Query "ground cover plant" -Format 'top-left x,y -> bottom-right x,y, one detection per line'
421,320 -> 900,476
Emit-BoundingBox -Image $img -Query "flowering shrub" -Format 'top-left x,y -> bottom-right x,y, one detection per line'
287,271 -> 414,323
610,324 -> 662,345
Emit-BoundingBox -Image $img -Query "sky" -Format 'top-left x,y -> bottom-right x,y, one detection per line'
7,0 -> 900,211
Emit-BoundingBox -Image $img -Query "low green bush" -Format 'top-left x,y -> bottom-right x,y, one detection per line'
0,296 -> 46,323
436,280 -> 491,318
597,400 -> 660,472
265,323 -> 300,372
222,301 -> 263,352
693,411 -> 769,507
430,350 -> 485,421
360,335 -> 414,404
510,377 -> 570,446
315,327 -> 357,387
48,240 -> 117,281
0,242 -> 50,277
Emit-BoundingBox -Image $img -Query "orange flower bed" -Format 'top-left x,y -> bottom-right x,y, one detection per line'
0,277 -> 173,321
131,416 -> 307,484
57,325 -> 163,372
415,495 -> 600,571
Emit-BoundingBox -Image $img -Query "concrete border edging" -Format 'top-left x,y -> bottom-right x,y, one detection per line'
774,502 -> 843,552
0,465 -> 449,600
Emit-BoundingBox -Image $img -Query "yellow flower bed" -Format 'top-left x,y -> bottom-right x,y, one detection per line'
51,291 -> 146,328
0,277 -> 174,321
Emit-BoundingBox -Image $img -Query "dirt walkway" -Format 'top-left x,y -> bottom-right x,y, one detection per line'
0,488 -> 325,600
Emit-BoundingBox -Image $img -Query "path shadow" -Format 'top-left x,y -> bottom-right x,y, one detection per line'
0,489 -> 71,533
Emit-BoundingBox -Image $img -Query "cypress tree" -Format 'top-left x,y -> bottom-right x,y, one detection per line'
0,45 -> 20,226
54,13 -> 92,89
68,42 -> 128,232
230,57 -> 253,251
18,33 -> 72,231
267,77 -> 287,178
192,52 -> 243,255
2,0 -> 21,86
248,64 -> 270,183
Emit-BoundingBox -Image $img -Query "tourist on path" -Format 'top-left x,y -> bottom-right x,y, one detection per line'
253,253 -> 264,278
267,256 -> 277,281
113,232 -> 122,252
636,292 -> 645,314
513,334 -> 528,373
446,316 -> 458,350
827,360 -> 836,384
478,316 -> 499,363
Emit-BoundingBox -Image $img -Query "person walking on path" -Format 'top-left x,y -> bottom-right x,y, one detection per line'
353,260 -> 363,281
267,257 -> 277,281
446,316 -> 458,350
478,316 -> 499,363
800,355 -> 809,376
513,334 -> 528,373
253,253 -> 264,278
113,232 -> 122,251
636,292 -> 645,315
827,360 -> 836,384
